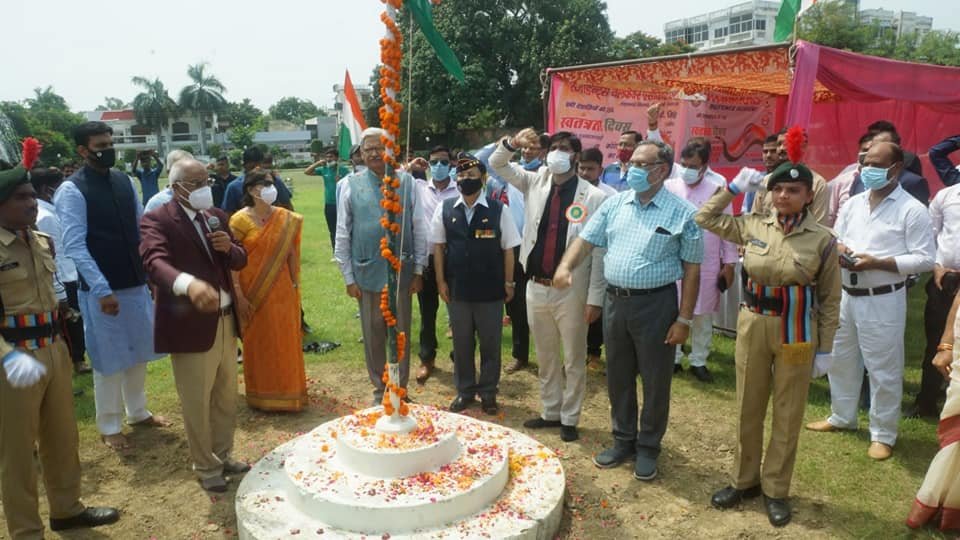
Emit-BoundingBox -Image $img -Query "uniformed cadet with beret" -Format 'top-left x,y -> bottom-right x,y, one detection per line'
695,156 -> 841,527
0,141 -> 119,539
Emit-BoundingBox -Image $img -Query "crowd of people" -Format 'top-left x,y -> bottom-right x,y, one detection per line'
2,111 -> 960,537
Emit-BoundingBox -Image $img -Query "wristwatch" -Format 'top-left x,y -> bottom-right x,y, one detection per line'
675,316 -> 693,327
502,138 -> 518,152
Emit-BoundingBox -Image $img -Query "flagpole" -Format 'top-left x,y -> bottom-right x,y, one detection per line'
404,14 -> 415,163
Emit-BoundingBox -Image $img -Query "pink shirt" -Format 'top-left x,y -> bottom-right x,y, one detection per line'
666,172 -> 739,315
828,166 -> 859,227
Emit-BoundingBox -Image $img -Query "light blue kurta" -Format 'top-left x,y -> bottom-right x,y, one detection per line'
55,176 -> 161,376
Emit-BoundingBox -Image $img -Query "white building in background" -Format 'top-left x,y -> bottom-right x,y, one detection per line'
861,8 -> 934,38
83,109 -> 224,154
664,0 -> 781,51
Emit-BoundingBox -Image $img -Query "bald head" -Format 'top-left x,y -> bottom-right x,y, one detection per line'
169,158 -> 208,185
864,141 -> 903,169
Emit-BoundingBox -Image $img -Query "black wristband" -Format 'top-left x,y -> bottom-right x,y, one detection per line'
502,138 -> 517,153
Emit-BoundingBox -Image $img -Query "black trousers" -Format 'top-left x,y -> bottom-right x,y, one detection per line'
324,203 -> 337,251
63,281 -> 86,365
916,275 -> 958,412
587,316 -> 604,357
507,248 -> 529,362
417,255 -> 441,364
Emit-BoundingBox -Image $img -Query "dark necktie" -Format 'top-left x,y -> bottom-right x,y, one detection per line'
541,185 -> 563,276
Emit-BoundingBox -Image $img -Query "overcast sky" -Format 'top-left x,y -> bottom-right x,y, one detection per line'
3,0 -> 957,113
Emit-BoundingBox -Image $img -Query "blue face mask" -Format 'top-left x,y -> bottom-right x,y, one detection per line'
626,166 -> 651,193
430,163 -> 451,181
680,165 -> 703,185
520,157 -> 542,171
860,165 -> 893,190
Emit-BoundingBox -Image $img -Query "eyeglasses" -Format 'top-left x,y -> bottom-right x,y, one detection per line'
429,159 -> 450,167
180,179 -> 212,189
630,161 -> 665,169
361,146 -> 385,155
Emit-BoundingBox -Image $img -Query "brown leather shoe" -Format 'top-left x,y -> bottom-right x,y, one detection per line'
416,361 -> 435,384
805,420 -> 847,432
868,442 -> 893,460
505,358 -> 528,374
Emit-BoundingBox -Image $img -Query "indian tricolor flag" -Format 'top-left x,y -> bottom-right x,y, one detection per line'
774,0 -> 817,42
338,70 -> 368,160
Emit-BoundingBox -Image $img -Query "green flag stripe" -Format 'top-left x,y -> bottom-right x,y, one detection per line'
404,0 -> 465,82
773,0 -> 802,42
338,123 -> 352,161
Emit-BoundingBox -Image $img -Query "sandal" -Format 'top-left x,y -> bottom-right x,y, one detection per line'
101,433 -> 133,452
130,415 -> 172,428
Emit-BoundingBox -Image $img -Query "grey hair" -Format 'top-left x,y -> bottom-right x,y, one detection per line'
638,139 -> 674,176
168,158 -> 205,185
165,149 -> 195,173
359,127 -> 388,147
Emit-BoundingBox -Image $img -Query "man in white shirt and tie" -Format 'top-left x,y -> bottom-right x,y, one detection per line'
806,142 -> 936,461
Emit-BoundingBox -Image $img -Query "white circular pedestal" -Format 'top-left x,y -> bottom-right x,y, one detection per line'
236,405 -> 565,539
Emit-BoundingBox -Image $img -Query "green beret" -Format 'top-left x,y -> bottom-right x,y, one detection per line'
767,161 -> 813,190
0,165 -> 30,203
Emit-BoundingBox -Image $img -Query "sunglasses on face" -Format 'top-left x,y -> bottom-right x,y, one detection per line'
429,159 -> 450,167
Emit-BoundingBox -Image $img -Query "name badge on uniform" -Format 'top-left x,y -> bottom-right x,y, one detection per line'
749,239 -> 768,249
475,229 -> 496,239
0,261 -> 19,272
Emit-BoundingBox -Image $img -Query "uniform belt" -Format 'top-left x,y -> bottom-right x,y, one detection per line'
606,284 -> 673,297
742,291 -> 783,314
530,276 -> 553,286
842,281 -> 905,297
0,323 -> 60,345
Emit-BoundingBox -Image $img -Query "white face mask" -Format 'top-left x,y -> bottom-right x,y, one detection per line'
679,166 -> 703,185
187,186 -> 214,210
546,150 -> 572,175
258,184 -> 278,205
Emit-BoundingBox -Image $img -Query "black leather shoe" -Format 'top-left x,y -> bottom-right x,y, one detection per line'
480,396 -> 499,415
593,440 -> 636,468
50,507 -> 120,531
449,395 -> 475,413
711,485 -> 762,509
223,460 -> 251,474
690,366 -> 714,383
560,425 -> 579,442
904,403 -> 939,419
523,417 -> 562,429
764,495 -> 791,527
673,364 -> 684,375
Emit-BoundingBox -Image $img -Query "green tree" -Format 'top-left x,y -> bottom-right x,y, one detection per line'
228,123 -> 255,149
2,88 -> 84,164
309,139 -> 324,154
222,99 -> 264,129
609,31 -> 695,60
371,0 -> 618,140
131,77 -> 178,155
268,97 -> 320,124
912,31 -> 960,67
798,0 -> 870,52
96,97 -> 127,111
207,144 -> 223,159
179,62 -> 227,155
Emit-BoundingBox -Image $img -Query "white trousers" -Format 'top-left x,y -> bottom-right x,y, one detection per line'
93,362 -> 152,435
827,290 -> 906,446
527,281 -> 588,426
675,313 -> 713,367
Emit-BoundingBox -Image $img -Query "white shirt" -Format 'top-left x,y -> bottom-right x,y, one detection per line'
585,178 -> 618,198
835,185 -> 936,289
429,195 -> 522,250
36,199 -> 77,301
170,204 -> 232,308
930,183 -> 960,269
416,177 -> 460,251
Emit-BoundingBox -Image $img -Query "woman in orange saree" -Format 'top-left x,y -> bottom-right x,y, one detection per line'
229,170 -> 307,412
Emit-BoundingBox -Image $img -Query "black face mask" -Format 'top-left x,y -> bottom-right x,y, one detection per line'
457,177 -> 483,196
86,147 -> 116,169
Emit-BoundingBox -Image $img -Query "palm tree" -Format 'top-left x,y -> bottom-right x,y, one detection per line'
131,77 -> 177,155
179,63 -> 227,156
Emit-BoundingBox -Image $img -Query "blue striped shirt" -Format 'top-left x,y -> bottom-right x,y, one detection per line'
581,187 -> 703,289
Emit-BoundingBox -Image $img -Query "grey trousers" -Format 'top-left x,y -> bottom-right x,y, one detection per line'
359,287 -> 412,401
605,285 -> 678,459
449,300 -> 504,400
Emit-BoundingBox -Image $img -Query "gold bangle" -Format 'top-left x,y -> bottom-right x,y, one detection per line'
938,343 -> 954,352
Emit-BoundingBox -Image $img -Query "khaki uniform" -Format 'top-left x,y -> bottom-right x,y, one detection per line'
751,170 -> 831,226
696,188 -> 841,498
0,228 -> 84,539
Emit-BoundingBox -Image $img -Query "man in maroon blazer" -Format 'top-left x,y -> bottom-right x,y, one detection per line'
139,158 -> 249,493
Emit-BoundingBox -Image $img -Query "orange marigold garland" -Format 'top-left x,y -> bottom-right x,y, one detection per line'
378,0 -> 408,421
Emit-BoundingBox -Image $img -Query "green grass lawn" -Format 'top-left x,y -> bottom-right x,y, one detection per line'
61,170 -> 947,538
